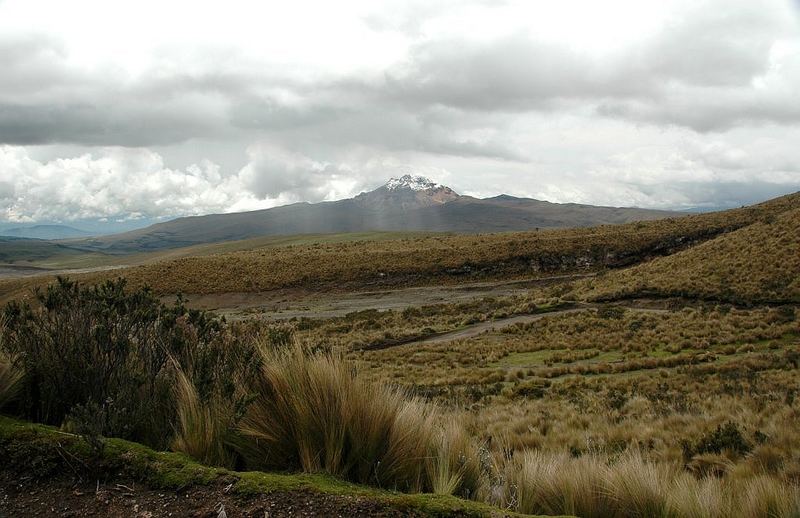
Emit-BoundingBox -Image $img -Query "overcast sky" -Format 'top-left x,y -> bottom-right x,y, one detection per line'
1,0 -> 800,224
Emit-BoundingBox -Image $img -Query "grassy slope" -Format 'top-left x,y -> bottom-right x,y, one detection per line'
0,238 -> 109,267
580,205 -> 800,304
0,192 -> 796,304
4,231 -> 445,269
0,416 -> 548,518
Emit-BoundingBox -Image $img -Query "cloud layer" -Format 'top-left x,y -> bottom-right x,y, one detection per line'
0,0 -> 799,222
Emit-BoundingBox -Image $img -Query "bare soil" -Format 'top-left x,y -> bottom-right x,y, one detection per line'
180,274 -> 596,321
0,473 -> 437,518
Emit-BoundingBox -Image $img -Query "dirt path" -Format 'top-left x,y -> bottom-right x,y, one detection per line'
368,304 -> 670,350
0,263 -> 128,280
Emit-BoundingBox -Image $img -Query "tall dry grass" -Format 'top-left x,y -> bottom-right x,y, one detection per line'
494,449 -> 800,518
427,418 -> 483,498
232,342 -> 480,494
171,368 -> 234,467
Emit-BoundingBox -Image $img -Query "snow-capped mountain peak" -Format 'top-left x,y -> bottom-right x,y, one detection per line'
353,175 -> 459,211
385,174 -> 441,191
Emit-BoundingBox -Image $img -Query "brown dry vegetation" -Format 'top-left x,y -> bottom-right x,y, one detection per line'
2,192 -> 800,517
341,306 -> 799,387
287,298 -> 800,516
2,192 -> 797,306
578,205 -> 800,304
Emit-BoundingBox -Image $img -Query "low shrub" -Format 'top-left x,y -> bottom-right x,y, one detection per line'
1,277 -> 256,449
0,348 -> 22,410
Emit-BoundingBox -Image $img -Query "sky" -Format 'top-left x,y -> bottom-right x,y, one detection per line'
1,0 -> 800,226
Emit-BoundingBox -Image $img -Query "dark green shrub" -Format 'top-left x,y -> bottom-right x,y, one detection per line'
512,378 -> 551,399
597,306 -> 625,319
692,422 -> 752,457
1,277 -> 257,449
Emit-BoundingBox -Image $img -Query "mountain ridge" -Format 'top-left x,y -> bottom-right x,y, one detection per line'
69,175 -> 681,254
0,224 -> 93,240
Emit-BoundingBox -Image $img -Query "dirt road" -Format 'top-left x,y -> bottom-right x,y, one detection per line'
364,304 -> 670,350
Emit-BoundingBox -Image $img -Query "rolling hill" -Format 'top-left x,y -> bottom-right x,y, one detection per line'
2,191 -> 793,303
580,196 -> 800,304
72,175 -> 679,253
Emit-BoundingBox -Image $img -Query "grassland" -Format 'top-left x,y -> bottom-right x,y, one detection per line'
2,191 -> 797,305
578,206 -> 800,304
2,191 -> 800,517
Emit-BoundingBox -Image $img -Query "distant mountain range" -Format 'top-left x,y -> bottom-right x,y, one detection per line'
0,224 -> 93,240
73,175 -> 681,254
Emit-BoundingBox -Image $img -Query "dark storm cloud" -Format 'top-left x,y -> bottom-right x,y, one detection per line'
0,101 -> 227,146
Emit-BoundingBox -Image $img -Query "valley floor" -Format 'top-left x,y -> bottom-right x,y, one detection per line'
180,273 -> 596,321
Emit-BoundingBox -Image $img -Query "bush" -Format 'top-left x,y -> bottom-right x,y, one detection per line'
512,378 -> 551,399
693,422 -> 752,458
1,277 -> 255,449
0,348 -> 22,410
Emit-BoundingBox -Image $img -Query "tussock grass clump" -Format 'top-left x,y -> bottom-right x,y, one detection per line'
498,450 -> 615,517
496,450 -> 800,518
234,343 -> 479,494
739,475 -> 800,518
171,368 -> 234,467
427,419 -> 483,498
667,474 -> 729,518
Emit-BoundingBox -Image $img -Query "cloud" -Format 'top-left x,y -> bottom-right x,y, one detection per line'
237,144 -> 360,202
0,0 -> 799,222
0,144 -> 458,222
0,145 -> 286,222
1,0 -> 796,149
379,1 -> 798,132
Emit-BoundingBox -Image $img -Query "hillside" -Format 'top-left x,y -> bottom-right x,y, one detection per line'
579,203 -> 800,304
0,192 -> 793,304
0,237 -> 107,267
72,175 -> 678,253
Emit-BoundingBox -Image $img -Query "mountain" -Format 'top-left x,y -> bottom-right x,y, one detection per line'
0,224 -> 93,240
73,175 -> 680,254
353,175 -> 460,210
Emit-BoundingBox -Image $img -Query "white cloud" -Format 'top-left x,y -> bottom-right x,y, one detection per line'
0,0 -> 799,222
0,146 -> 273,222
0,144 -> 466,222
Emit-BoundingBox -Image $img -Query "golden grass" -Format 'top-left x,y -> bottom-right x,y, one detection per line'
3,191 -> 796,304
233,342 -> 481,495
494,450 -> 800,517
427,418 -> 483,498
580,206 -> 800,304
171,368 -> 233,467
